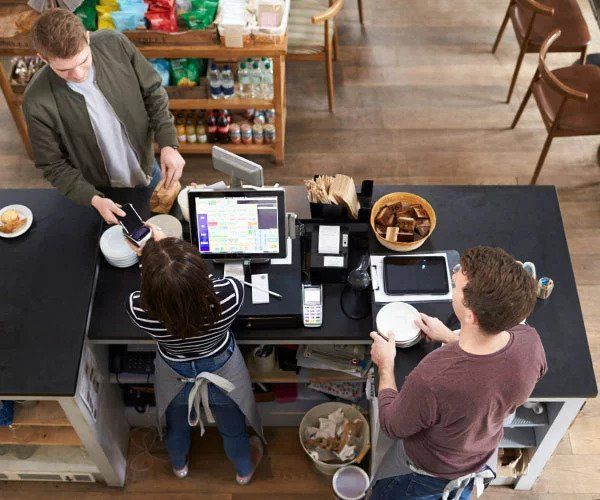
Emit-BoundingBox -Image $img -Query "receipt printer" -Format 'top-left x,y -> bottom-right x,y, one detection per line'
309,225 -> 349,283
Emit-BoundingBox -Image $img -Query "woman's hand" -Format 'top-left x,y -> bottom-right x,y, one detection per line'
125,223 -> 166,256
146,223 -> 166,242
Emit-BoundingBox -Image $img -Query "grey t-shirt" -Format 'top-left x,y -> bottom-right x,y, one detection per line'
67,65 -> 150,188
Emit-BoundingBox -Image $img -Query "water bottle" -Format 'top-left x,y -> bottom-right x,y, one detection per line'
250,62 -> 262,98
208,64 -> 222,99
261,61 -> 274,100
220,65 -> 234,100
238,62 -> 251,98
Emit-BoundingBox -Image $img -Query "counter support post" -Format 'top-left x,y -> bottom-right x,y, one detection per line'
514,398 -> 586,490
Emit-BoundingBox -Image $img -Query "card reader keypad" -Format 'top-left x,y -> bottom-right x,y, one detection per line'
303,305 -> 322,327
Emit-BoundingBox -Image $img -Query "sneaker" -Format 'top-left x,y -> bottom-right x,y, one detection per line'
236,436 -> 264,485
173,462 -> 189,479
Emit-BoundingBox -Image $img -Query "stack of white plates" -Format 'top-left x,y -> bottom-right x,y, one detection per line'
99,225 -> 139,268
376,302 -> 422,348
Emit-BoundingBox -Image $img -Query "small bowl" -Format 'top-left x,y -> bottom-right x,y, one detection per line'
370,192 -> 436,252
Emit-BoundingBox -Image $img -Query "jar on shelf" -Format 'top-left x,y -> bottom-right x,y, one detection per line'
241,123 -> 253,144
176,113 -> 186,143
252,124 -> 264,144
230,123 -> 241,144
264,124 -> 276,144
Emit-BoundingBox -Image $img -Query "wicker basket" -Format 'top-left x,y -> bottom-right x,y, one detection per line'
370,192 -> 436,252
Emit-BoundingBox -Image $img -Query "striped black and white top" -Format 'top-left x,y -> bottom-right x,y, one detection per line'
125,277 -> 244,362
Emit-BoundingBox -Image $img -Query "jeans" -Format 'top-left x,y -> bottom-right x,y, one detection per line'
371,473 -> 473,500
163,337 -> 251,474
146,158 -> 162,190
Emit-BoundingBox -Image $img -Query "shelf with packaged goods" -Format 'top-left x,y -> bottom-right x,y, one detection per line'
177,142 -> 275,155
166,86 -> 274,110
247,360 -> 367,384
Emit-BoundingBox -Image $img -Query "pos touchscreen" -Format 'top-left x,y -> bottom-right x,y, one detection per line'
383,255 -> 450,295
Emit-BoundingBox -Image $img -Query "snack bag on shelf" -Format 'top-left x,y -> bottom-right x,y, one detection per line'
170,58 -> 202,87
149,58 -> 171,86
75,0 -> 98,31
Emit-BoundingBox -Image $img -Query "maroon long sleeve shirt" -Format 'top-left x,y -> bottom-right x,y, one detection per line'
378,324 -> 547,479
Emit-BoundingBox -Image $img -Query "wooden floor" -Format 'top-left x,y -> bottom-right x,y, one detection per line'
1,0 -> 600,498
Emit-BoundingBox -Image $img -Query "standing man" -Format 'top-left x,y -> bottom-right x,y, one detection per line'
23,8 -> 185,224
370,246 -> 547,500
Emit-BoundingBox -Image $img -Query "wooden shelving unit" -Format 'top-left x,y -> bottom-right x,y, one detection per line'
0,426 -> 81,446
12,401 -> 71,427
0,28 -> 287,164
0,401 -> 80,447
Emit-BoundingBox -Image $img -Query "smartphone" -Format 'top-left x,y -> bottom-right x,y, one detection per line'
117,204 -> 152,247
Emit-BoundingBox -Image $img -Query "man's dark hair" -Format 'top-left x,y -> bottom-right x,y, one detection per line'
140,238 -> 221,339
460,246 -> 536,334
31,8 -> 88,60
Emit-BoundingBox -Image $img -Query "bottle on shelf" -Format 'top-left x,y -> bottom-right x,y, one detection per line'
238,62 -> 251,98
175,113 -> 186,144
261,62 -> 274,100
206,111 -> 218,143
208,64 -> 222,99
217,110 -> 230,143
250,62 -> 262,99
185,114 -> 197,143
196,121 -> 208,143
220,65 -> 235,100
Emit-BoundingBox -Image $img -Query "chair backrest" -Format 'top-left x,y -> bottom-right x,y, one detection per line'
312,0 -> 344,24
515,0 -> 554,16
538,29 -> 588,102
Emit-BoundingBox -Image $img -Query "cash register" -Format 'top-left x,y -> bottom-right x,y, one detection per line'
186,147 -> 303,329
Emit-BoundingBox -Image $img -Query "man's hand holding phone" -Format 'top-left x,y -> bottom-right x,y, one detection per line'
91,195 -> 126,225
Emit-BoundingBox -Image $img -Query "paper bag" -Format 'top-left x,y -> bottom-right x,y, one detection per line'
150,180 -> 181,214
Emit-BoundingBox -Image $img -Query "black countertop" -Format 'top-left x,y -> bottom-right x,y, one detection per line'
72,185 -> 597,399
0,190 -> 101,397
367,185 -> 597,399
88,187 -> 374,344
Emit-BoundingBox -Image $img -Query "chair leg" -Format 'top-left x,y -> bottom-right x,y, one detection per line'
493,5 -> 510,54
326,50 -> 334,112
333,26 -> 339,61
580,46 -> 588,64
511,73 -> 535,128
357,0 -> 364,24
530,132 -> 554,185
507,46 -> 526,103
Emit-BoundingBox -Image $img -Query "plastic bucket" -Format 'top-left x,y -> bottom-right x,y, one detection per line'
333,465 -> 370,500
299,402 -> 370,475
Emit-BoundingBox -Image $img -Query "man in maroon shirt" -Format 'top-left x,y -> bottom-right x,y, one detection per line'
370,246 -> 547,500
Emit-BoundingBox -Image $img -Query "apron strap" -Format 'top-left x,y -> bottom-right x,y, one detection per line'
180,372 -> 236,436
408,461 -> 495,500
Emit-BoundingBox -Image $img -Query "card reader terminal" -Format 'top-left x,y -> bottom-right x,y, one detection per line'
302,284 -> 323,327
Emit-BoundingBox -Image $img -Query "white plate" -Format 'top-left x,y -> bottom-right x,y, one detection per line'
376,302 -> 421,344
100,225 -> 138,260
0,205 -> 33,239
147,214 -> 183,239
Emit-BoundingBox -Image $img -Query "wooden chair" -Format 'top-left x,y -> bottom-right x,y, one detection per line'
511,30 -> 600,184
288,0 -> 344,112
492,0 -> 590,103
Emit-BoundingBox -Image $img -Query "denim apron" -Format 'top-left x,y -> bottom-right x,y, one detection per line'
371,433 -> 495,500
154,343 -> 265,443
